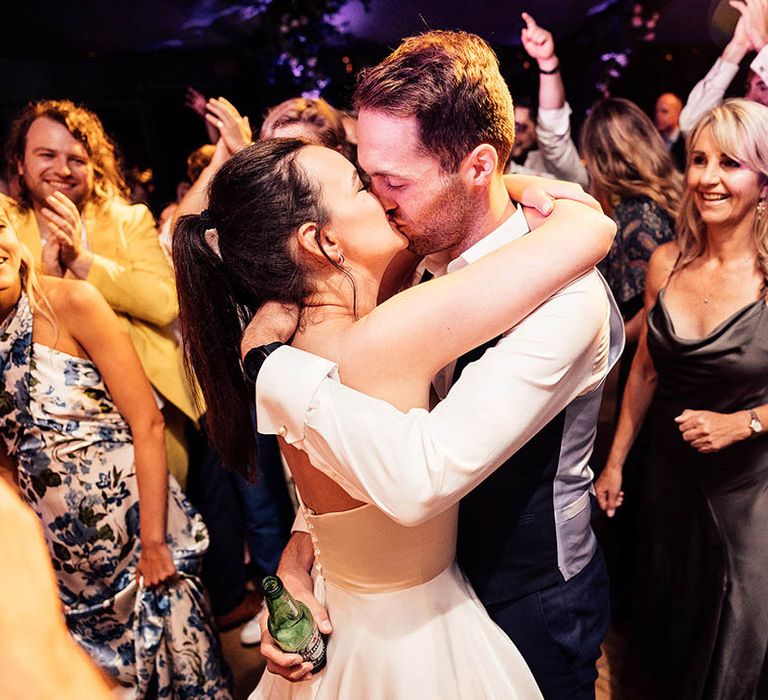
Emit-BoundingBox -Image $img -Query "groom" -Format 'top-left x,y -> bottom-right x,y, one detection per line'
246,30 -> 622,699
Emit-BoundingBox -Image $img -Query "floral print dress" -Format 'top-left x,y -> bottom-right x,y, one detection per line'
0,293 -> 232,698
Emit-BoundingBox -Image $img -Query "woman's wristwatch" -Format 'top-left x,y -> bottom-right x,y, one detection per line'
748,409 -> 764,436
243,342 -> 285,384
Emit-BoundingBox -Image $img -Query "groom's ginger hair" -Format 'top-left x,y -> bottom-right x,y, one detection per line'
354,30 -> 515,173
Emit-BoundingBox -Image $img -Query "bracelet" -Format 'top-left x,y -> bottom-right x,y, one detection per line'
538,63 -> 560,75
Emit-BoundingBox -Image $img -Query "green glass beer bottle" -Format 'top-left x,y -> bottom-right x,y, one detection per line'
261,575 -> 327,671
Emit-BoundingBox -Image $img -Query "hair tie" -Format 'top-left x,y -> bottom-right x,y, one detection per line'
199,210 -> 222,260
204,227 -> 222,260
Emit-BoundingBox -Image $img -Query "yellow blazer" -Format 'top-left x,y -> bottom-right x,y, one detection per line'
2,193 -> 202,422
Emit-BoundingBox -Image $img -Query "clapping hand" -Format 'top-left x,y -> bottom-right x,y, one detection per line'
205,97 -> 252,154
40,236 -> 64,277
185,86 -> 208,117
39,192 -> 91,273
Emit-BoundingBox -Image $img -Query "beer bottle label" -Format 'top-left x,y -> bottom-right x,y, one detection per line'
299,626 -> 326,667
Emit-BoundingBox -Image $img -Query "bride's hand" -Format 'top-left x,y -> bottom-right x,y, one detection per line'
504,173 -> 602,216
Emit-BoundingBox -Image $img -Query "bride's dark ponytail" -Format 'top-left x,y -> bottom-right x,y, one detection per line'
173,139 -> 329,475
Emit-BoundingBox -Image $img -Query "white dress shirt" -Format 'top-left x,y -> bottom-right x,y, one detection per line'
535,102 -> 590,189
256,209 -> 625,545
679,46 -> 768,134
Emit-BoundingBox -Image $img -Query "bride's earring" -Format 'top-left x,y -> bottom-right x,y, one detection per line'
758,198 -> 767,225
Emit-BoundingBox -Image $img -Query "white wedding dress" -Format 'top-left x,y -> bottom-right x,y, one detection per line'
251,502 -> 542,699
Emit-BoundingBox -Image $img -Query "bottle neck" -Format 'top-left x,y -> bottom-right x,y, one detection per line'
264,583 -> 303,626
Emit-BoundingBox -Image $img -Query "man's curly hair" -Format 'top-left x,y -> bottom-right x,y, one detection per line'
5,99 -> 129,209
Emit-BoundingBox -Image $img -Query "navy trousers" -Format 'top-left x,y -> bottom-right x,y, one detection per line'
186,422 -> 293,615
485,549 -> 610,700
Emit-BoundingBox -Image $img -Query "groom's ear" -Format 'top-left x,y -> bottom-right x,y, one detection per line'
460,143 -> 499,188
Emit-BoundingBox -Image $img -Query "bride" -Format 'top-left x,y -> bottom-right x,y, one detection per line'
173,137 -> 614,698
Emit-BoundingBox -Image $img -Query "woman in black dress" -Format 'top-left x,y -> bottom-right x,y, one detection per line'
596,98 -> 768,699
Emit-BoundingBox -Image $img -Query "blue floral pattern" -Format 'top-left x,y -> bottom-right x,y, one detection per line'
0,294 -> 232,698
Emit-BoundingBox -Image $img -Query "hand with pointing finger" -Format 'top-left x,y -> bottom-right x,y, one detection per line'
521,12 -> 558,71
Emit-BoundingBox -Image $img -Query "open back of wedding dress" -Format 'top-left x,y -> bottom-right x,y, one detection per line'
251,501 -> 542,699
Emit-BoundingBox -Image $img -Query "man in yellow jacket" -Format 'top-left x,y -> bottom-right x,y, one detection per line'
2,99 -> 201,485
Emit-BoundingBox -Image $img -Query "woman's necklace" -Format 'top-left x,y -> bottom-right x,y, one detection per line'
698,255 -> 760,304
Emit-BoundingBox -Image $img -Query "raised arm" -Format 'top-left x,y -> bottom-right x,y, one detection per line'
520,12 -> 589,187
175,98 -> 252,222
678,6 -> 765,133
56,280 -> 177,586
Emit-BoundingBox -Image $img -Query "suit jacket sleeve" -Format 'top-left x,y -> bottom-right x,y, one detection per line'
86,203 -> 179,327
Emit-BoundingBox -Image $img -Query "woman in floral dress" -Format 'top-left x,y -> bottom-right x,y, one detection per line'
0,208 -> 231,698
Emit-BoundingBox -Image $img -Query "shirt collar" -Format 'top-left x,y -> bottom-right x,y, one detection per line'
412,204 -> 529,283
447,204 -> 529,273
664,127 -> 681,146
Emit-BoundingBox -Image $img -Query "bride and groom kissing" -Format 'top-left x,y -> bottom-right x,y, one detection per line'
178,28 -> 624,700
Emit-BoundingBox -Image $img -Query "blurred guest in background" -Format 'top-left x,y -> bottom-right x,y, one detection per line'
157,143 -> 216,259
581,97 -> 682,348
259,96 -> 349,154
126,165 -> 155,206
654,92 -> 686,171
680,0 -> 768,132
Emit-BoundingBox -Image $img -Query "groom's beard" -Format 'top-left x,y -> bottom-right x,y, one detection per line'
404,178 -> 477,257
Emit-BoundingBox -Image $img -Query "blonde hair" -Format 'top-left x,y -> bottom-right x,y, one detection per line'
677,98 -> 768,282
0,207 -> 56,327
580,97 -> 682,218
19,247 -> 56,328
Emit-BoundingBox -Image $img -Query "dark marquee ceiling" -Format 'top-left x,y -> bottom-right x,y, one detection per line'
3,0 -> 723,56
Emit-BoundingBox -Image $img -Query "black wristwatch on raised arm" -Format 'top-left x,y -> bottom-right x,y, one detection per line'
243,342 -> 284,384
